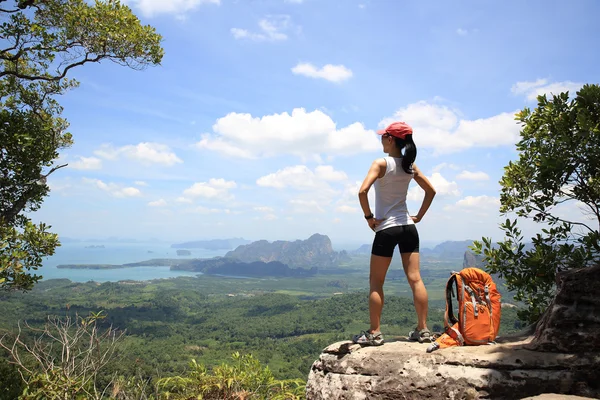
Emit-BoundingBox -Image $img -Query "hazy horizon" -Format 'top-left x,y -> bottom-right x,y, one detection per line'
55,233 -> 471,251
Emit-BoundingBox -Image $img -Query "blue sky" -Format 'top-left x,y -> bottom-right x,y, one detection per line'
32,0 -> 600,248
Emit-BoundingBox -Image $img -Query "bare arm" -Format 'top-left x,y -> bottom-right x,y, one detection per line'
358,159 -> 386,230
411,164 -> 436,223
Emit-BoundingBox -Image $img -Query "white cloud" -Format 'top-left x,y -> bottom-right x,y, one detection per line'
231,15 -> 292,42
191,206 -> 222,214
256,165 -> 346,190
334,181 -> 373,216
123,0 -> 219,17
252,207 -> 278,220
511,79 -> 583,101
408,172 -> 459,201
197,108 -> 379,158
291,63 -> 353,83
381,101 -> 520,154
315,165 -> 348,181
195,137 -> 255,158
148,199 -> 167,207
456,28 -> 468,36
443,195 -> 500,216
254,206 -> 275,213
69,156 -> 102,170
432,163 -> 461,173
176,196 -> 193,204
95,143 -> 183,166
454,195 -> 500,209
182,178 -> 237,201
289,199 -> 325,213
82,178 -> 142,198
134,181 -> 148,186
456,170 -> 490,181
336,205 -> 357,213
442,195 -> 500,218
121,187 -> 141,197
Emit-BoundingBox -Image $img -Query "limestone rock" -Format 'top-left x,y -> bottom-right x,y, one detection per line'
526,264 -> 600,353
307,264 -> 600,399
225,233 -> 350,269
306,338 -> 600,399
521,395 -> 597,400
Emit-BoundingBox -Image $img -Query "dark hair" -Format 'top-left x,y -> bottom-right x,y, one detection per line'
393,134 -> 417,174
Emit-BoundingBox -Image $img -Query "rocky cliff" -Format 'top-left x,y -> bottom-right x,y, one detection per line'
306,265 -> 600,399
225,233 -> 350,269
463,250 -> 485,269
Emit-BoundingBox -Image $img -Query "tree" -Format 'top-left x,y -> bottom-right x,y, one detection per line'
0,0 -> 163,290
0,312 -> 125,399
472,84 -> 600,323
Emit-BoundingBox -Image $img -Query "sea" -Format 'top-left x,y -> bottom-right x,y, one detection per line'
38,240 -> 444,284
39,242 -> 229,283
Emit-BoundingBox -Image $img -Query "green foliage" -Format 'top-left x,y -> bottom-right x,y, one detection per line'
0,275 -> 525,391
157,353 -> 305,400
473,84 -> 600,323
0,0 -> 163,291
0,354 -> 24,400
0,221 -> 59,290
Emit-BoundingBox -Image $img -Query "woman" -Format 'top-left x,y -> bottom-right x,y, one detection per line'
353,121 -> 436,346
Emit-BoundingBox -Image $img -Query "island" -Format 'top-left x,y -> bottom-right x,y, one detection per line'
56,264 -> 120,269
55,234 -> 346,278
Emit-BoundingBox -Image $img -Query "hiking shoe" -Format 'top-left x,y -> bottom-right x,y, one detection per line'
408,327 -> 433,343
352,330 -> 384,346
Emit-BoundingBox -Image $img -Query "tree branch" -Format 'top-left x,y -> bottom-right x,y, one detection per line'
529,204 -> 595,233
0,33 -> 21,55
41,163 -> 67,178
0,54 -> 104,81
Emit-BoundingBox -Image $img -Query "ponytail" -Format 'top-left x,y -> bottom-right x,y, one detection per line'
393,134 -> 417,174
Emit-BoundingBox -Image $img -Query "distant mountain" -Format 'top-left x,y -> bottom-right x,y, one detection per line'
172,258 -> 316,278
351,240 -> 476,257
421,240 -> 476,258
224,233 -> 350,269
171,238 -> 250,250
350,244 -> 371,255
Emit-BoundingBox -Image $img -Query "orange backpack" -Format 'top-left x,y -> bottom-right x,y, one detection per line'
427,268 -> 502,352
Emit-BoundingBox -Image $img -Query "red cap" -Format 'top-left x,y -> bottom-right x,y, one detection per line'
377,121 -> 413,139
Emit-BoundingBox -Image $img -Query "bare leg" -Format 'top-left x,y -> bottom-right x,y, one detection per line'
401,252 -> 428,330
369,254 -> 393,333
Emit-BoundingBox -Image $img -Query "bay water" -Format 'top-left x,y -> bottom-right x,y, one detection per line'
39,242 -> 229,283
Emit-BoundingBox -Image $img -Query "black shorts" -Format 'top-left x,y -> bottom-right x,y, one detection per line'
371,225 -> 420,257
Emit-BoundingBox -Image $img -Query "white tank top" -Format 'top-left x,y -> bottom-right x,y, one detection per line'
374,157 -> 414,232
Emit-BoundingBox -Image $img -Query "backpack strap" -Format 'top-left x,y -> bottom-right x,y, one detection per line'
464,285 -> 479,317
445,273 -> 459,327
484,285 -> 492,318
447,325 -> 465,346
